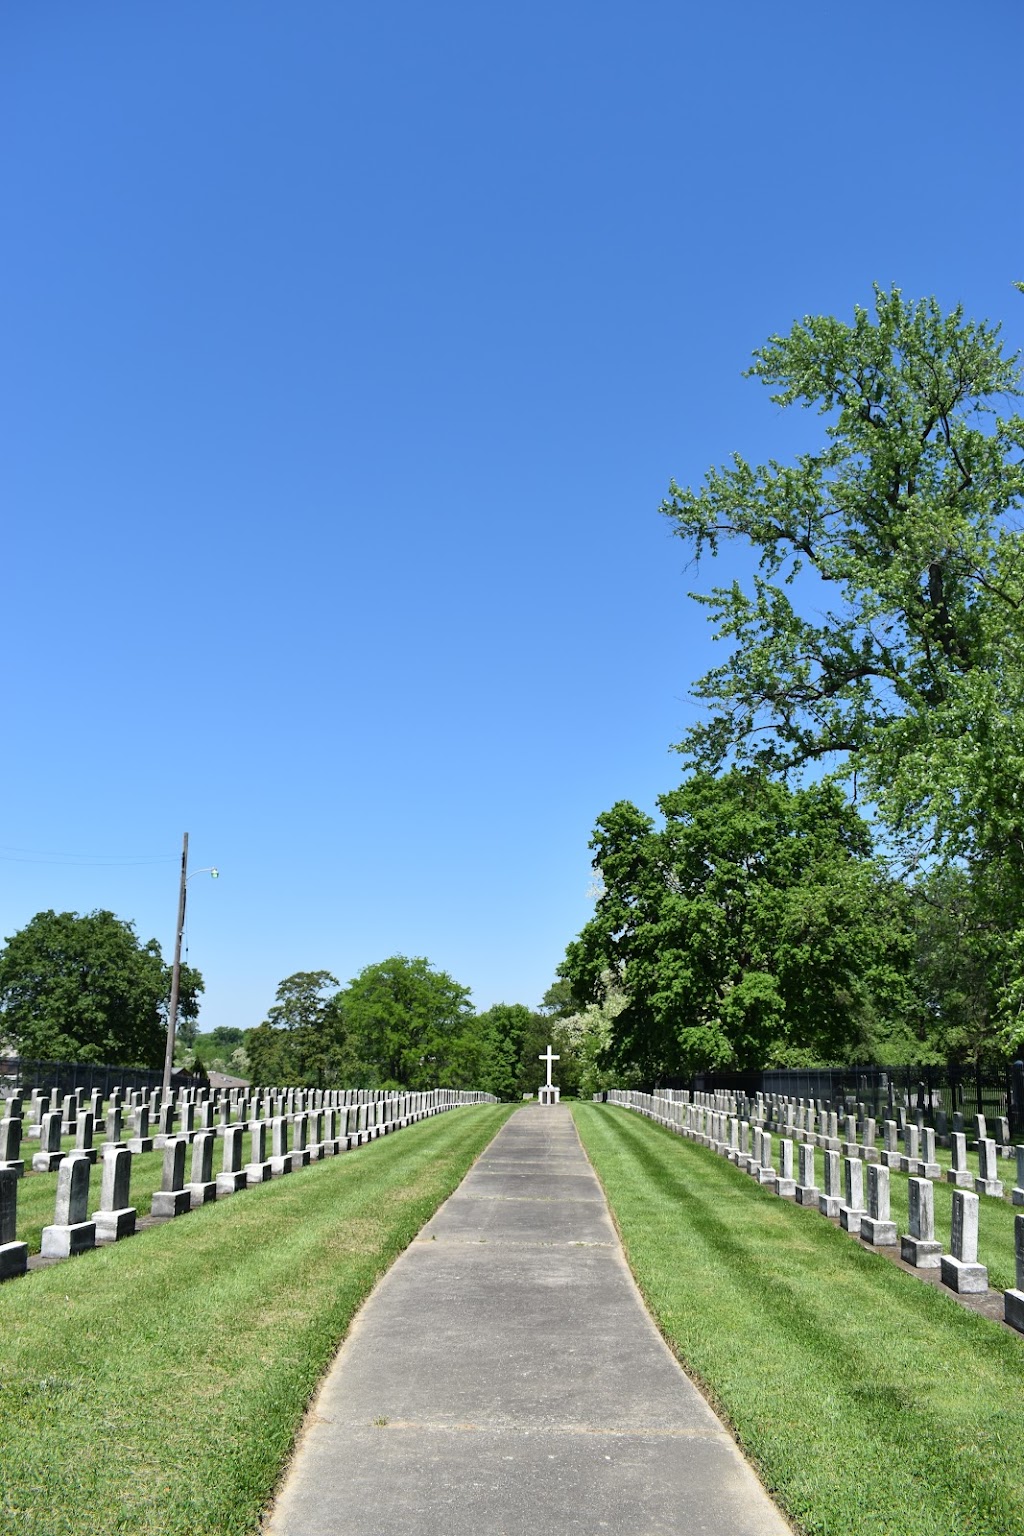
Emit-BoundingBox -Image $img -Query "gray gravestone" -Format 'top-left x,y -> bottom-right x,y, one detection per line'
0,1115 -> 24,1177
839,1157 -> 867,1232
41,1153 -> 96,1257
151,1138 -> 191,1218
946,1132 -> 973,1187
0,1166 -> 28,1278
95,1146 -> 136,1243
901,1177 -> 942,1268
861,1164 -> 897,1245
216,1125 -> 247,1196
187,1131 -> 217,1208
940,1190 -> 988,1293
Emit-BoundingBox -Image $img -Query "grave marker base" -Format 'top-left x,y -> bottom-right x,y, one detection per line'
901,1235 -> 942,1268
244,1163 -> 273,1186
151,1189 -> 191,1218
940,1255 -> 988,1293
187,1181 -> 217,1209
974,1178 -> 1004,1198
838,1206 -> 867,1232
0,1240 -> 28,1279
95,1207 -> 137,1243
216,1171 -> 247,1196
795,1185 -> 819,1207
41,1220 -> 96,1258
860,1217 -> 897,1246
32,1152 -> 64,1173
1004,1288 -> 1024,1333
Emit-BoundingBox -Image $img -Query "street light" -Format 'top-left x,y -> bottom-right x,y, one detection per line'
162,832 -> 219,1093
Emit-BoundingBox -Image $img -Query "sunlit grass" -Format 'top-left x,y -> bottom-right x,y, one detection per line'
0,1104 -> 514,1536
572,1103 -> 1024,1536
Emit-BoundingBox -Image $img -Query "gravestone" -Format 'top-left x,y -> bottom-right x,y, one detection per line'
975,1139 -> 1004,1198
772,1137 -> 796,1198
901,1176 -> 942,1268
940,1190 -> 988,1293
861,1164 -> 897,1245
918,1127 -> 941,1179
1003,1215 -> 1024,1333
104,1105 -> 126,1148
187,1131 -> 217,1207
860,1118 -> 879,1163
127,1105 -> 154,1155
32,1110 -> 65,1172
216,1126 -> 247,1195
290,1114 -> 311,1172
41,1153 -> 96,1257
75,1110 -> 98,1165
899,1124 -> 920,1175
1013,1146 -> 1024,1208
0,1166 -> 28,1279
0,1115 -> 24,1177
269,1117 -> 293,1177
151,1138 -> 191,1218
245,1121 -> 273,1185
95,1146 -> 137,1243
838,1157 -> 867,1232
946,1132 -> 973,1187
795,1143 -> 819,1207
818,1150 -> 842,1218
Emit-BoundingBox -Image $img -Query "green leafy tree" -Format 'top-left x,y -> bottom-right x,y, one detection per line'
245,970 -> 342,1087
337,955 -> 477,1090
659,286 -> 1024,1046
561,771 -> 914,1078
0,908 -> 202,1067
473,1002 -> 532,1100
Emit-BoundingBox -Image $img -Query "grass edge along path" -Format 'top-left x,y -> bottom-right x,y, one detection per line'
0,1103 -> 515,1536
571,1102 -> 1024,1536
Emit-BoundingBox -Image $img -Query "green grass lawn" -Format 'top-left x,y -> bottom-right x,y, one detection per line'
572,1102 -> 1024,1536
0,1104 -> 514,1536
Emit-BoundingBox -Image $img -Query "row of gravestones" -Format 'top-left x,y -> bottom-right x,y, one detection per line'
651,1086 -> 1015,1157
0,1088 -> 494,1283
0,1084 -> 497,1173
603,1089 -> 1024,1337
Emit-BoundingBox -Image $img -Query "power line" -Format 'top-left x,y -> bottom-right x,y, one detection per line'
0,844 -> 177,868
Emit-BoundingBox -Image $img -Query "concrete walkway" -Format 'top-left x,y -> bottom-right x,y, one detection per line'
266,1105 -> 790,1536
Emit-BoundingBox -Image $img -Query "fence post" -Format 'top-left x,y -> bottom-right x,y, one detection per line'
1011,1061 -> 1024,1142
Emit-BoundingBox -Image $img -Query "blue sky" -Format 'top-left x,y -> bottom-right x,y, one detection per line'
2,2 -> 1021,1032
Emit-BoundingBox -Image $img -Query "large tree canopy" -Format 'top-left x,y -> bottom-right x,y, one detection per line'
0,908 -> 202,1067
337,954 -> 479,1090
245,970 -> 342,1086
560,771 -> 915,1077
661,287 -> 1024,882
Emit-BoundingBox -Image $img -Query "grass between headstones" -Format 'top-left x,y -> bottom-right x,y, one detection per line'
572,1102 -> 1024,1536
0,1104 -> 515,1536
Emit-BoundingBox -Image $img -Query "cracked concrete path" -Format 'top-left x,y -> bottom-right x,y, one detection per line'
265,1105 -> 790,1536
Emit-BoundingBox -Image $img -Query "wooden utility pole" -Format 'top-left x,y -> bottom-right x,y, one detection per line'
162,832 -> 189,1094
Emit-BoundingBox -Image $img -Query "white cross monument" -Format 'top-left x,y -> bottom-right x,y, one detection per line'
538,1045 -> 560,1106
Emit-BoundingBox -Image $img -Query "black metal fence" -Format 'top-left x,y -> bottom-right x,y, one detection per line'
0,1057 -> 165,1098
687,1061 -> 1024,1140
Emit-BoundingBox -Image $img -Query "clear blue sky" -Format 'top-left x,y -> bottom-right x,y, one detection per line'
2,2 -> 1021,1032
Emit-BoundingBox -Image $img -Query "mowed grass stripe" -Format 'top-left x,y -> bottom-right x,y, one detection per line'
571,1102 -> 1024,1536
0,1104 -> 514,1536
